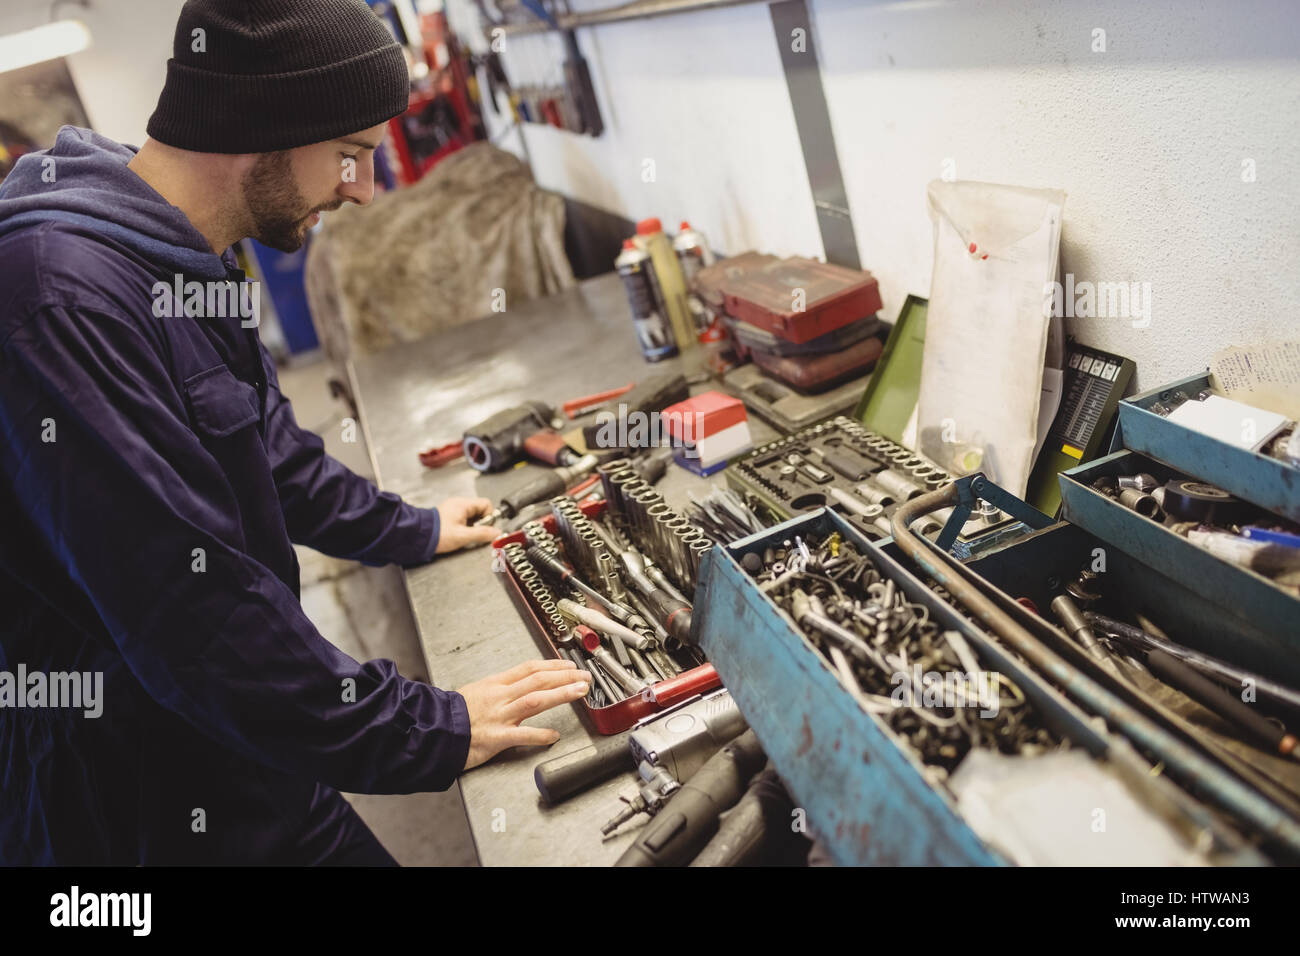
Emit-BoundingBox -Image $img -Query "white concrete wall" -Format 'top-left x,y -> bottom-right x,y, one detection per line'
7,0 -> 1296,388
447,0 -> 824,259
454,0 -> 1300,389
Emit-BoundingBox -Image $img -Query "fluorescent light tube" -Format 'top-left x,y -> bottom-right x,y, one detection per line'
0,20 -> 92,74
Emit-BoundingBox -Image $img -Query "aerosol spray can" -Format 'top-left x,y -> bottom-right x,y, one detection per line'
616,239 -> 677,362
673,221 -> 715,337
636,217 -> 695,352
673,221 -> 714,280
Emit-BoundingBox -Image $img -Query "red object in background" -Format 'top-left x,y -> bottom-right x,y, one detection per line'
749,334 -> 883,392
418,10 -> 483,141
418,441 -> 465,468
540,98 -> 564,129
385,9 -> 485,185
521,429 -> 574,467
662,391 -> 747,440
562,384 -> 635,419
722,257 -> 883,345
565,474 -> 601,498
386,96 -> 465,185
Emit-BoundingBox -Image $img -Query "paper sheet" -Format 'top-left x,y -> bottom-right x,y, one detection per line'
1034,367 -> 1064,460
916,181 -> 1066,495
950,749 -> 1211,866
1210,341 -> 1300,420
1167,394 -> 1288,451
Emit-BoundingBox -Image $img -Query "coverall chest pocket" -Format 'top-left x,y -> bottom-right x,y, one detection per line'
180,363 -> 290,571
183,365 -> 260,438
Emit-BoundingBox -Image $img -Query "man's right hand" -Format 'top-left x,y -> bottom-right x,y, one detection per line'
456,659 -> 592,771
435,496 -> 500,553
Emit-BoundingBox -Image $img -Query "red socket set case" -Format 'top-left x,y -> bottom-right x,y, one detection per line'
491,500 -> 721,735
721,257 -> 883,345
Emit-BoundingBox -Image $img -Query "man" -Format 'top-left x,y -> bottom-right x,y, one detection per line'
0,0 -> 589,865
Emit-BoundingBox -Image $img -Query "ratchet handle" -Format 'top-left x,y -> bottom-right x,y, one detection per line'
500,471 -> 566,519
819,446 -> 873,481
648,589 -> 694,646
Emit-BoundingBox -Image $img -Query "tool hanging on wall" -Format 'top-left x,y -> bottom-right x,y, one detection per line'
512,0 -> 604,136
477,49 -> 516,120
560,24 -> 603,134
383,5 -> 486,183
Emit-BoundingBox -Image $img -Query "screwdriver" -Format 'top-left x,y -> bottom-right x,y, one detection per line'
472,454 -> 599,527
481,447 -> 673,530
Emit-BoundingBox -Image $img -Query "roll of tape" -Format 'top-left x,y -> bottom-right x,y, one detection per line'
1161,479 -> 1237,523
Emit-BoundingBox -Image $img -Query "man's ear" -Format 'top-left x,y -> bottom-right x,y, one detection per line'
227,153 -> 262,177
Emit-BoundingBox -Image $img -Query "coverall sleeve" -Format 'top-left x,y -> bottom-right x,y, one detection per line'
0,305 -> 469,794
260,344 -> 441,566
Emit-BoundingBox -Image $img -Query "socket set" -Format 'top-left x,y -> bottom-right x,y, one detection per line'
726,415 -> 1008,546
600,459 -> 715,596
491,467 -> 722,734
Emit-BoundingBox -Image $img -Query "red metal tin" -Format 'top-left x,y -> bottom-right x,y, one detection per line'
749,334 -> 883,391
721,257 -> 882,345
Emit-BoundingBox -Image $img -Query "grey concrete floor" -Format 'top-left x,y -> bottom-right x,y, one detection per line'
278,353 -> 479,866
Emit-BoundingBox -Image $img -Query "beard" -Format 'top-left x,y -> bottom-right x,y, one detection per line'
241,151 -> 339,253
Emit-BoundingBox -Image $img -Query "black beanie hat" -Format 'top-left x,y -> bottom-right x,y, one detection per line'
146,0 -> 410,154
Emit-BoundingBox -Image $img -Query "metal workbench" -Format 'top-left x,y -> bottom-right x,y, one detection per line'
348,272 -> 777,865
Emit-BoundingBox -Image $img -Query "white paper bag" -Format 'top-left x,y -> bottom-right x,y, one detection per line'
917,180 -> 1066,496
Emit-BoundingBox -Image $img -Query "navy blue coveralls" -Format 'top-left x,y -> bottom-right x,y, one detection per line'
0,128 -> 470,865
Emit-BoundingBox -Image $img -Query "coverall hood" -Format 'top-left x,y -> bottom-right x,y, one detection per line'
0,125 -> 228,279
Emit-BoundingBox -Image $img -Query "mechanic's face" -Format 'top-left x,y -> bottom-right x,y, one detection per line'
240,121 -> 386,252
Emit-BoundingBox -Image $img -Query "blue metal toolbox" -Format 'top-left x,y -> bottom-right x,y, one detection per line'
960,516 -> 1300,858
1117,373 -> 1299,523
692,506 -> 1193,866
1059,449 -> 1300,688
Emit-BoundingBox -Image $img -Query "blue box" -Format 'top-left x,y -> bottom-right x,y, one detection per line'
693,507 -> 1121,866
1060,449 -> 1300,687
247,238 -> 319,355
672,450 -> 729,478
1118,373 -> 1299,523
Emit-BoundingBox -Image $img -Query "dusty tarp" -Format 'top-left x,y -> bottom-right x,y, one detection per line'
305,142 -> 574,365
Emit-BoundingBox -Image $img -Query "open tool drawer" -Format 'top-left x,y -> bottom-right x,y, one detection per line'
692,507 -> 1153,866
962,519 -> 1300,861
1118,373 -> 1299,524
491,499 -> 721,735
1060,449 -> 1300,688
